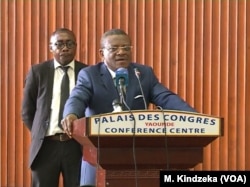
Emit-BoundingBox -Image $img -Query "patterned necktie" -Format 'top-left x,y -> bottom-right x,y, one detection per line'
58,66 -> 69,128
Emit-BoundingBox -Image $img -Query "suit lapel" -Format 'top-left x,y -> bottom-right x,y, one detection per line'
100,63 -> 119,98
46,61 -> 55,107
74,61 -> 86,82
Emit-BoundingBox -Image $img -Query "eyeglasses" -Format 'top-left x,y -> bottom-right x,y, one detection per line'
103,46 -> 133,53
51,41 -> 76,49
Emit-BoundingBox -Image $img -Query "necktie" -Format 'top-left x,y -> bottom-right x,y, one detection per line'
58,66 -> 70,128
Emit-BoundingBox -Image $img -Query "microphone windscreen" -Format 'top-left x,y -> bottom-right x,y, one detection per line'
115,67 -> 129,86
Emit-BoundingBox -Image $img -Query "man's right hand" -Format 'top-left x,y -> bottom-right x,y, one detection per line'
61,114 -> 78,137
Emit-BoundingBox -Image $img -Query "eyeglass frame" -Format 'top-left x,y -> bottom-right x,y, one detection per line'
103,45 -> 133,53
50,40 -> 76,49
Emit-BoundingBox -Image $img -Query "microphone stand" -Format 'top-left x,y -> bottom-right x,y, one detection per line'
134,68 -> 147,109
117,77 -> 138,187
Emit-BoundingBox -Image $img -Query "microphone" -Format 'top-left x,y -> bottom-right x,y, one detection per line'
134,68 -> 147,109
115,68 -> 128,105
112,99 -> 123,112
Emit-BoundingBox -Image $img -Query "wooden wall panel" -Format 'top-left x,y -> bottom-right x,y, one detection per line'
1,1 -> 8,186
220,0 -> 230,170
237,0 -> 246,170
186,0 -> 195,104
1,0 -> 249,186
228,0 -> 238,170
246,0 -> 250,170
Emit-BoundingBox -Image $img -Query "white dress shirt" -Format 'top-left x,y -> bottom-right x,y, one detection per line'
46,60 -> 75,136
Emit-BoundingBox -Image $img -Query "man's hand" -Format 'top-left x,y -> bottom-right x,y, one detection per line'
61,114 -> 78,137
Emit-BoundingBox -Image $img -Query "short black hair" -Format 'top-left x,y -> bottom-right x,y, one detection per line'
100,28 -> 130,47
50,28 -> 76,42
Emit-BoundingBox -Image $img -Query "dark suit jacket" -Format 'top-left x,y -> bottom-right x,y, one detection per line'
63,62 -> 196,118
21,60 -> 87,167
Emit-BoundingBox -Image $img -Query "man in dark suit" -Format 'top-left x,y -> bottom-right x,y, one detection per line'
21,28 -> 88,187
61,28 -> 196,137
61,28 -> 197,187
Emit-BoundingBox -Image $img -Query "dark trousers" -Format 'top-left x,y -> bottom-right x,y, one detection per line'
31,138 -> 82,187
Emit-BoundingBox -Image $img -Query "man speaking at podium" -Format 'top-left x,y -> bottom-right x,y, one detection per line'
61,28 -> 196,127
61,28 -> 197,185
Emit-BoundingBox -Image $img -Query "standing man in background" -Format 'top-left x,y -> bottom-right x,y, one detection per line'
61,28 -> 196,137
21,28 -> 88,187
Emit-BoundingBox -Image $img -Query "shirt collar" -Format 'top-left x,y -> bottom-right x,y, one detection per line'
54,59 -> 75,70
104,63 -> 116,78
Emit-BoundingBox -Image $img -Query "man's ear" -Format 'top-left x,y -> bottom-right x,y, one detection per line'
99,49 -> 104,58
49,45 -> 53,52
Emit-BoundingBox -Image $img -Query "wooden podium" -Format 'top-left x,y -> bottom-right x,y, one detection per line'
72,110 -> 223,187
